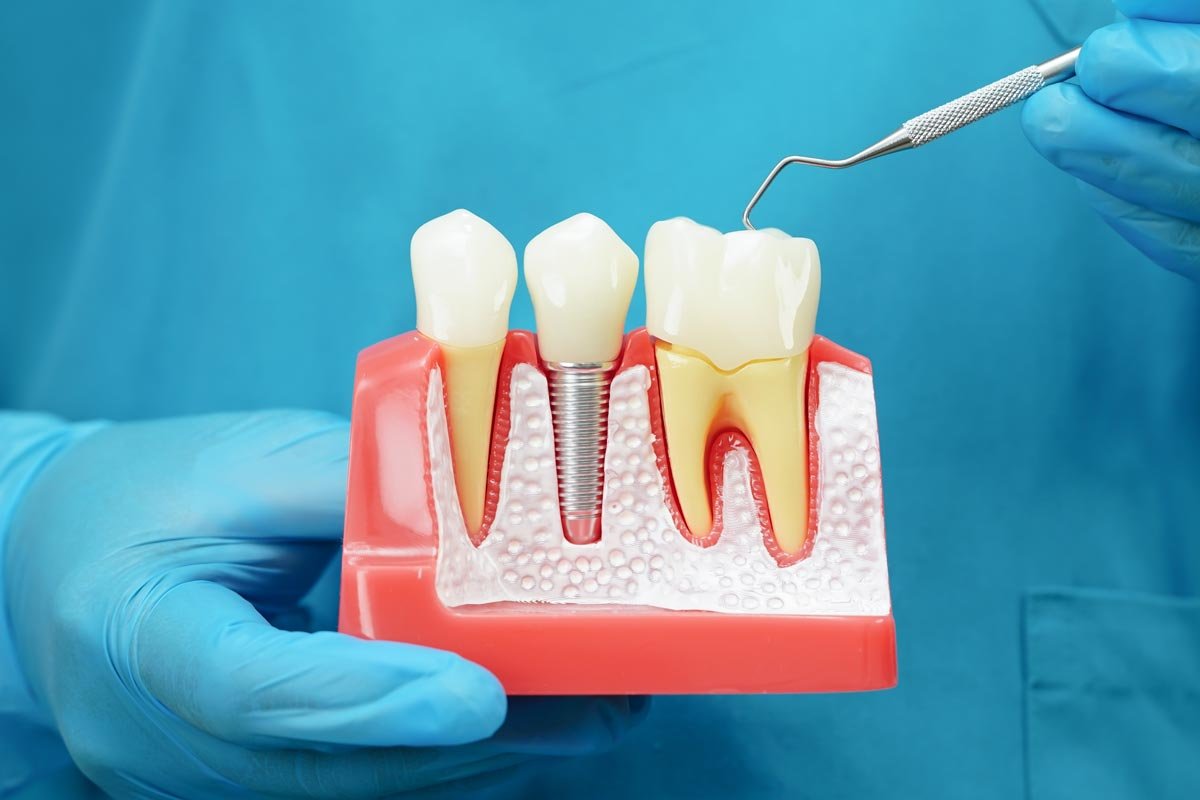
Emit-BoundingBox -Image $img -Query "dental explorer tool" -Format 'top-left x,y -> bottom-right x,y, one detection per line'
742,45 -> 1080,230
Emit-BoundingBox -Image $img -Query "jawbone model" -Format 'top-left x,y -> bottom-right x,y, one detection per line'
340,210 -> 896,695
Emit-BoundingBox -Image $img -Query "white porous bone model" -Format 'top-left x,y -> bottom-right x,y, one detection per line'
432,360 -> 890,616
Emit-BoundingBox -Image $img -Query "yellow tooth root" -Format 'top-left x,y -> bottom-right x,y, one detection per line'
653,345 -> 724,539
440,340 -> 506,533
654,342 -> 810,554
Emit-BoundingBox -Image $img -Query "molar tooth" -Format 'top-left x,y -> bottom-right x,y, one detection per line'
645,218 -> 820,554
645,217 -> 819,370
411,209 -> 517,534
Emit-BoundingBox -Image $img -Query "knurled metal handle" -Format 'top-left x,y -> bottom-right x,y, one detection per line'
902,66 -> 1046,147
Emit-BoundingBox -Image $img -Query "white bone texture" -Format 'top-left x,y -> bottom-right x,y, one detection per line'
431,362 -> 890,615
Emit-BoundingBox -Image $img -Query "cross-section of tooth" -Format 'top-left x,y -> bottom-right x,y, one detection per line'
411,209 -> 517,533
645,217 -> 820,553
525,213 -> 638,544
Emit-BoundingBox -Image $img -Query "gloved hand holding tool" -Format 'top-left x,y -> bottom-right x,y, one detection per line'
1023,0 -> 1200,279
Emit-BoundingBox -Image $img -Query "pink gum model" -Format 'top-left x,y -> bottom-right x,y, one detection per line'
339,328 -> 897,694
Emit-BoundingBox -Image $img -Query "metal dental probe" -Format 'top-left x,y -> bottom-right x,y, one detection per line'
742,45 -> 1080,230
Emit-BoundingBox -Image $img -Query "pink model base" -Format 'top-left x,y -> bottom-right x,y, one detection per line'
339,329 -> 897,695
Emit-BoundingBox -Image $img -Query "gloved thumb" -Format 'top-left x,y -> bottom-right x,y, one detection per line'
134,580 -> 508,749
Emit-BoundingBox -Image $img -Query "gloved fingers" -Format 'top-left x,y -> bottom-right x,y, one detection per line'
1022,83 -> 1200,224
489,695 -> 651,756
211,700 -> 650,797
135,580 -> 507,751
194,410 -> 349,541
1075,180 -> 1200,280
1078,20 -> 1200,137
1115,0 -> 1200,23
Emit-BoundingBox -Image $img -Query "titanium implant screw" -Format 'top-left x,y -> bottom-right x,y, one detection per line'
543,361 -> 615,545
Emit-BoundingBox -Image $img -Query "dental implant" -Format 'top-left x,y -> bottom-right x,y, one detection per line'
524,214 -> 639,545
542,362 -> 615,543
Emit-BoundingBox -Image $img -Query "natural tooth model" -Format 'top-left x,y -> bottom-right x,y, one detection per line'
645,217 -> 821,554
524,213 -> 639,544
411,209 -> 517,534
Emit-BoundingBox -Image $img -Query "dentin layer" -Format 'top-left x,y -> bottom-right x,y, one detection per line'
654,343 -> 809,552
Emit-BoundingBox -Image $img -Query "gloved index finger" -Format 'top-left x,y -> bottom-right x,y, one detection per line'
1079,19 -> 1200,138
1023,83 -> 1200,224
1116,0 -> 1200,23
195,410 -> 350,540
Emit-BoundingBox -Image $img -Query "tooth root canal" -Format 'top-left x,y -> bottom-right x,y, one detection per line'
524,214 -> 639,545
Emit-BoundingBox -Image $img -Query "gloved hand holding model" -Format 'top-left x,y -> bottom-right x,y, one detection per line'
1,412 -> 641,797
1023,0 -> 1200,279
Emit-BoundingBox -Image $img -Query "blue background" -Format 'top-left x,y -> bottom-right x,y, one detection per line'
3,1 -> 1199,797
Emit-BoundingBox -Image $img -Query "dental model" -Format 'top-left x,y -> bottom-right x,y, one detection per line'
340,210 -> 896,695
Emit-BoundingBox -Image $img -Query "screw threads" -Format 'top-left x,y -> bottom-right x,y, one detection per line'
543,361 -> 614,544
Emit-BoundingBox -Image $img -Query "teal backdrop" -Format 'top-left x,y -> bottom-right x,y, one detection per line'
2,1 -> 1198,798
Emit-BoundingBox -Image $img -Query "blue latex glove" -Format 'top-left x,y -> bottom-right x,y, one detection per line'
2,411 -> 643,797
1022,0 -> 1200,279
